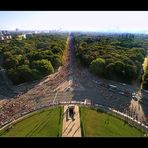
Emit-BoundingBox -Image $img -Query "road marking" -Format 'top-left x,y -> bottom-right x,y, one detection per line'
53,91 -> 58,104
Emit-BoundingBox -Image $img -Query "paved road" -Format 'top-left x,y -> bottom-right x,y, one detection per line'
1,33 -> 148,128
62,105 -> 81,137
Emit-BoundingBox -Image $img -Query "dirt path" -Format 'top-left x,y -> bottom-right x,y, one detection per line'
62,105 -> 81,137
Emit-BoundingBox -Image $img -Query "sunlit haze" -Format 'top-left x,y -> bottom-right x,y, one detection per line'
1,11 -> 148,33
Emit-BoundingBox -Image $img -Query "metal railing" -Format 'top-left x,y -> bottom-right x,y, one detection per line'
0,100 -> 148,133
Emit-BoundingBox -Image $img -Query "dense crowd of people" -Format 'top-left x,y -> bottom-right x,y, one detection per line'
0,36 -> 71,128
0,35 -> 148,129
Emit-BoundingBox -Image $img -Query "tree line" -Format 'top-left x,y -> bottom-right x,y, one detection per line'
72,32 -> 147,84
0,33 -> 67,85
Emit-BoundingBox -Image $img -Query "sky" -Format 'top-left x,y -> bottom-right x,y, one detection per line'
0,11 -> 148,33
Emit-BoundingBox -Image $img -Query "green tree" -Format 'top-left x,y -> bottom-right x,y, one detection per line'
32,59 -> 54,76
17,65 -> 34,83
7,68 -> 19,84
51,55 -> 63,68
114,61 -> 125,78
3,55 -> 21,69
105,63 -> 115,79
89,58 -> 106,77
37,42 -> 50,49
52,46 -> 63,55
125,64 -> 137,80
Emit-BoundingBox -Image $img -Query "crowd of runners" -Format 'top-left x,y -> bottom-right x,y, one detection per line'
0,36 -> 71,128
0,34 -> 148,128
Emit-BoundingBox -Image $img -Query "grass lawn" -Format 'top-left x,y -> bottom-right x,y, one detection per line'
80,107 -> 145,137
0,107 -> 63,137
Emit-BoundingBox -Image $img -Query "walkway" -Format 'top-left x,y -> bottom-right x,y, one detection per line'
62,105 -> 81,137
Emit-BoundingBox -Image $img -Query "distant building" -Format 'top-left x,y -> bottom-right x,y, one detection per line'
120,33 -> 135,39
0,30 -> 12,41
84,99 -> 91,105
16,34 -> 26,40
16,28 -> 19,32
0,35 -> 4,41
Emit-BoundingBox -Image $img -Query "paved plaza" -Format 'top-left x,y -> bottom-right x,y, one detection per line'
62,105 -> 81,137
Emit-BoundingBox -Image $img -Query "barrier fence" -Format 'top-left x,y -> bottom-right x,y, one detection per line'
0,100 -> 148,133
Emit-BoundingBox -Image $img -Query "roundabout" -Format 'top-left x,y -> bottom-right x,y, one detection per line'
0,100 -> 147,137
0,33 -> 148,137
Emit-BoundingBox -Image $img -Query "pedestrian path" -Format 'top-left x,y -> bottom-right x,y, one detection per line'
62,105 -> 81,137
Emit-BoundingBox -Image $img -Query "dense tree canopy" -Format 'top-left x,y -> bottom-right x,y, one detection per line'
89,58 -> 105,77
0,33 -> 67,85
31,59 -> 54,76
72,33 -> 147,83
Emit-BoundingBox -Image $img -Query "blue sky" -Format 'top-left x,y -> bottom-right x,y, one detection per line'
0,11 -> 148,33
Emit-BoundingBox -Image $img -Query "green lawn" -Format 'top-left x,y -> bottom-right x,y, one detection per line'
0,106 -> 146,137
0,107 -> 63,137
80,107 -> 145,137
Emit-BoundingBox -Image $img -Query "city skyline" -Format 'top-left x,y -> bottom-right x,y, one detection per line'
1,11 -> 148,33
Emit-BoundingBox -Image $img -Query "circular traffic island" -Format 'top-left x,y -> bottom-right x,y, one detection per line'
0,105 -> 146,137
80,107 -> 146,137
0,107 -> 63,137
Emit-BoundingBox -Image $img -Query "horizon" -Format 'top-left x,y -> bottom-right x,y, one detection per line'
1,11 -> 148,33
2,29 -> 147,34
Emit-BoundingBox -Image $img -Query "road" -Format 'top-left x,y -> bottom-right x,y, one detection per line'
1,33 -> 148,127
67,34 -> 148,124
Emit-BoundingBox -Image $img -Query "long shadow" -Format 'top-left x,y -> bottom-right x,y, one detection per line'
139,94 -> 148,116
69,35 -> 148,124
0,74 -> 45,99
72,126 -> 80,137
0,71 -> 17,98
62,120 -> 72,134
69,35 -> 134,114
1,33 -> 148,126
0,63 -> 67,100
66,123 -> 75,136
